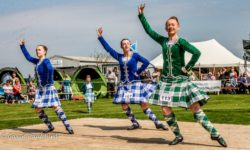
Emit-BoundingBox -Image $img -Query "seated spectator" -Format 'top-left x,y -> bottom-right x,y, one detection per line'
208,72 -> 216,80
27,80 -> 36,103
13,79 -> 25,103
239,72 -> 250,94
3,80 -> 14,104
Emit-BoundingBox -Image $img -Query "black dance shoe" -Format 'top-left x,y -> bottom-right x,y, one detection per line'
155,123 -> 169,130
169,136 -> 184,145
127,124 -> 141,130
211,135 -> 227,147
42,127 -> 54,133
66,127 -> 74,134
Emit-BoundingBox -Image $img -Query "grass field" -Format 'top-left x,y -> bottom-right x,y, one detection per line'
0,94 -> 249,130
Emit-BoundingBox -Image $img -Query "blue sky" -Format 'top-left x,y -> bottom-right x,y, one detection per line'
0,0 -> 250,76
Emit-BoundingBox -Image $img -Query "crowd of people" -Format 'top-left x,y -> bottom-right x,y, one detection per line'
0,72 -> 36,104
104,66 -> 250,95
189,67 -> 250,94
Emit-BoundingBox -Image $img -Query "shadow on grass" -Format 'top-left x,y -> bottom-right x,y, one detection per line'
71,110 -> 89,114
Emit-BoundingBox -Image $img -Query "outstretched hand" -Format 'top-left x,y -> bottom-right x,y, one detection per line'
138,3 -> 145,14
19,39 -> 25,45
97,27 -> 103,37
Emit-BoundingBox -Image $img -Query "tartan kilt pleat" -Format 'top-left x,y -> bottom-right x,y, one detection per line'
113,81 -> 157,104
64,86 -> 71,93
32,85 -> 61,108
149,76 -> 209,108
85,90 -> 95,103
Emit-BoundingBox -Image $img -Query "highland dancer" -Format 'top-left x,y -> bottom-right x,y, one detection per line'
19,39 -> 74,134
81,75 -> 95,113
97,27 -> 168,130
138,4 -> 227,147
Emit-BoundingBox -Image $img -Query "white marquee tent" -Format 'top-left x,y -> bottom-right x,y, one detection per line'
150,39 -> 250,74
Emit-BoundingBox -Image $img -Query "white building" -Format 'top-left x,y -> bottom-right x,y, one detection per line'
50,55 -> 118,68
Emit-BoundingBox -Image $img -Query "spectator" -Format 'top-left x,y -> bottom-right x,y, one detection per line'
140,70 -> 152,83
219,68 -> 227,86
219,68 -> 227,79
27,74 -> 33,83
113,67 -> 119,91
208,72 -> 216,80
146,70 -> 152,83
106,69 -> 116,98
216,72 -> 221,80
3,80 -> 14,104
239,72 -> 250,94
113,67 -> 119,79
139,71 -> 146,81
13,78 -> 25,103
63,72 -> 72,100
27,80 -> 36,103
229,68 -> 238,87
12,72 -> 19,85
189,72 -> 196,81
59,82 -> 65,100
152,68 -> 161,82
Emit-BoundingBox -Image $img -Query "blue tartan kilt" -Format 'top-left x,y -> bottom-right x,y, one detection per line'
113,81 -> 157,104
64,85 -> 71,94
32,85 -> 61,108
85,91 -> 95,103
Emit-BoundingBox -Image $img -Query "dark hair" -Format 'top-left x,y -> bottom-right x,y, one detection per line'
36,45 -> 48,56
86,75 -> 91,79
120,38 -> 131,48
166,16 -> 180,25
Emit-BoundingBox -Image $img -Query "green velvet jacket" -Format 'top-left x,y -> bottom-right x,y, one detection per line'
138,13 -> 201,77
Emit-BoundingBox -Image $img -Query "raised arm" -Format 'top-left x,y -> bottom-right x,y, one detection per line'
135,53 -> 150,75
180,38 -> 201,71
97,27 -> 120,60
138,4 -> 165,44
19,39 -> 39,64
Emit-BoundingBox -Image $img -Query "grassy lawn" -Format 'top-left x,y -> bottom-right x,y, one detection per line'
0,94 -> 249,130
